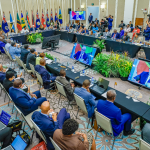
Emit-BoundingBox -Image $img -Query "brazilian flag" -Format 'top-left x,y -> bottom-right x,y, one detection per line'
21,13 -> 26,29
59,8 -> 63,24
0,23 -> 1,29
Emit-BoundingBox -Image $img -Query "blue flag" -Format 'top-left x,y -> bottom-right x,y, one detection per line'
10,13 -> 15,32
55,10 -> 58,22
46,11 -> 50,27
36,12 -> 40,28
59,8 -> 63,24
2,14 -> 9,33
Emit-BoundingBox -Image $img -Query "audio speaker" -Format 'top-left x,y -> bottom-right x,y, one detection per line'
68,8 -> 71,14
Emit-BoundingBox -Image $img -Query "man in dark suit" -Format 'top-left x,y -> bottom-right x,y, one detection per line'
119,20 -> 125,28
20,44 -> 30,64
26,48 -> 37,70
81,27 -> 89,35
88,13 -> 93,24
121,32 -> 130,41
74,80 -> 98,123
35,59 -> 56,89
97,90 -> 135,136
9,79 -> 47,116
112,29 -> 120,39
54,23 -> 60,30
56,69 -> 75,101
88,23 -> 93,31
129,21 -> 133,27
106,15 -> 113,31
32,101 -> 70,150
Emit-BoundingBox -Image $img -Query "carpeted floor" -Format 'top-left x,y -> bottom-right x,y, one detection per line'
0,40 -> 148,150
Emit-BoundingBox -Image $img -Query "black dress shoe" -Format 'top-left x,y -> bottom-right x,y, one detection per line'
124,129 -> 135,136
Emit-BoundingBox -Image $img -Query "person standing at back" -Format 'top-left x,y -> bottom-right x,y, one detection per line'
106,15 -> 113,31
88,13 -> 93,24
26,48 -> 37,70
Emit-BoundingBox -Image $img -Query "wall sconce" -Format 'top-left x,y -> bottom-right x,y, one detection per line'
81,5 -> 84,10
101,4 -> 105,12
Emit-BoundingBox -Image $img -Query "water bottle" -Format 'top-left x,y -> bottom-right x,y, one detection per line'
54,58 -> 57,63
72,66 -> 74,72
82,69 -> 85,76
144,42 -> 146,47
17,40 -> 18,43
91,77 -> 94,85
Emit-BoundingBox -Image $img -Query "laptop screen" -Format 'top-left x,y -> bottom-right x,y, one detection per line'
97,77 -> 109,89
0,110 -> 11,125
11,135 -> 27,150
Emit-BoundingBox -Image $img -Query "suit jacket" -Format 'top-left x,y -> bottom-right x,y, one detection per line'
112,33 -> 120,39
120,30 -> 124,37
119,23 -> 125,28
56,76 -> 74,101
74,87 -> 97,118
9,46 -> 21,59
88,15 -> 93,22
3,78 -> 13,92
53,129 -> 89,150
81,30 -> 89,34
103,32 -> 111,38
35,65 -> 51,89
21,48 -> 30,64
97,100 -> 124,136
32,111 -> 58,150
73,51 -> 88,64
88,25 -> 93,31
26,53 -> 36,70
0,72 -> 6,84
9,87 -> 37,116
107,18 -> 113,27
121,35 -> 130,41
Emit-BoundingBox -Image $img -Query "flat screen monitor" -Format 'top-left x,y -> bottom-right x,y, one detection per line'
70,11 -> 86,20
128,59 -> 150,88
70,43 -> 97,66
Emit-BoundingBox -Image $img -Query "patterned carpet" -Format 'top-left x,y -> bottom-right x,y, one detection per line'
0,41 -> 145,150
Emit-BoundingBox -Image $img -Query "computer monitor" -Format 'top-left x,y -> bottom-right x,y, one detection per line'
70,11 -> 86,20
128,59 -> 150,89
70,43 -> 97,66
0,110 -> 11,125
11,135 -> 27,150
97,77 -> 109,89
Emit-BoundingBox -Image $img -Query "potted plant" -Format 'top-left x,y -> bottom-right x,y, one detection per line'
27,33 -> 43,44
93,39 -> 105,53
45,53 -> 55,60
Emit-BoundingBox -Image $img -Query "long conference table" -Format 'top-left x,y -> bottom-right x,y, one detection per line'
10,29 -> 150,59
46,62 -> 150,123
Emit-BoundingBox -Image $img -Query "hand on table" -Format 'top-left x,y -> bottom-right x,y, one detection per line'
52,113 -> 57,122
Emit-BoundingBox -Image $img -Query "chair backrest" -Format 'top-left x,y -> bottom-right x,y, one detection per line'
15,56 -> 22,67
50,137 -> 61,150
7,51 -> 14,61
139,139 -> 150,150
55,80 -> 66,97
14,104 -> 22,115
29,63 -> 35,75
0,82 -> 4,89
95,109 -> 113,135
73,93 -> 88,114
30,118 -> 47,144
3,47 -> 9,55
35,71 -> 43,85
20,59 -> 28,72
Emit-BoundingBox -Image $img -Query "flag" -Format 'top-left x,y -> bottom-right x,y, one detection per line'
41,10 -> 46,28
55,9 -> 58,22
2,13 -> 9,33
26,11 -> 30,29
50,9 -> 53,21
10,13 -> 15,32
46,10 -> 50,27
21,12 -> 26,29
59,8 -> 63,24
36,11 -> 40,28
17,12 -> 22,31
0,23 -> 1,29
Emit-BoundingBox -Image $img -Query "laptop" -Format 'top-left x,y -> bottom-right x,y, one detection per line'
2,135 -> 27,150
92,77 -> 109,94
0,110 -> 11,131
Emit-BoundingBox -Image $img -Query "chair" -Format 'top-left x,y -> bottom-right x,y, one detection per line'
20,59 -> 32,78
30,118 -> 47,144
50,137 -> 61,150
35,71 -> 54,98
15,56 -> 23,68
73,93 -> 91,128
14,105 -> 40,142
139,139 -> 150,150
29,63 -> 36,76
0,83 -> 4,96
94,109 -> 123,150
6,51 -> 16,68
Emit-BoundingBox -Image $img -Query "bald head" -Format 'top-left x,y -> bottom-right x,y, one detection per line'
41,101 -> 50,114
40,59 -> 46,66
107,90 -> 116,102
13,79 -> 22,88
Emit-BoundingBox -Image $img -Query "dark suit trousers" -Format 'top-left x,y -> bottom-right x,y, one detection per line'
0,127 -> 12,148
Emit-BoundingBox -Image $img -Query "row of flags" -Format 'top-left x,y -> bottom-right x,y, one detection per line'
2,8 -> 63,33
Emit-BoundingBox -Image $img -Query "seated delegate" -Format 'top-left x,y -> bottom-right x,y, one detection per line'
92,24 -> 99,33
81,27 -> 89,35
53,119 -> 96,150
21,26 -> 29,33
132,33 -> 141,43
32,101 -> 70,150
9,79 -> 47,116
144,23 -> 150,41
26,48 -> 37,70
20,44 -> 30,64
119,27 -> 124,38
121,32 -> 130,41
112,29 -> 120,40
74,80 -> 98,125
36,52 -> 45,65
103,28 -> 111,38
56,69 -> 75,101
97,90 -> 135,136
5,39 -> 11,51
9,42 -> 21,60
35,59 -> 56,89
